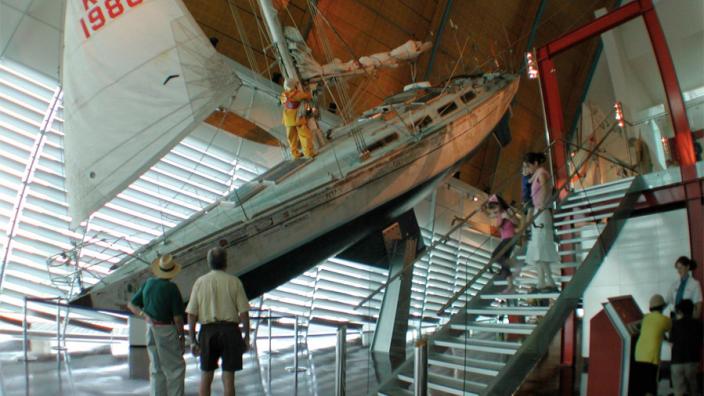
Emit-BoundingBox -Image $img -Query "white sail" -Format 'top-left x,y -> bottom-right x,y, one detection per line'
284,26 -> 431,81
62,0 -> 241,226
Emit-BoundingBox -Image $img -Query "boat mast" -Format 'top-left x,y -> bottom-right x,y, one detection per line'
257,0 -> 329,150
257,0 -> 300,82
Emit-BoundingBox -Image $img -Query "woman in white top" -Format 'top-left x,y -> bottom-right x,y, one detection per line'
523,152 -> 560,292
667,256 -> 702,318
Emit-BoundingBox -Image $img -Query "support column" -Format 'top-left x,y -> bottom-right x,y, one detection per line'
372,222 -> 417,360
537,56 -> 568,191
538,55 -> 579,386
128,316 -> 148,379
685,180 -> 704,314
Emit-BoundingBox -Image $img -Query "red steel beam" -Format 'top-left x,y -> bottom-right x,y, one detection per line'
539,0 -> 696,175
538,56 -> 577,369
536,0 -> 701,377
641,0 -> 697,172
538,58 -> 569,190
537,1 -> 644,59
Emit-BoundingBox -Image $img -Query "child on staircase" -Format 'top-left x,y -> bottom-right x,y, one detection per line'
485,194 -> 520,293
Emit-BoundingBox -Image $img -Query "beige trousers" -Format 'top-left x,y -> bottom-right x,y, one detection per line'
146,324 -> 185,396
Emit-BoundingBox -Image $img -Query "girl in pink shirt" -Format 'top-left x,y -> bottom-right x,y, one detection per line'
485,194 -> 520,293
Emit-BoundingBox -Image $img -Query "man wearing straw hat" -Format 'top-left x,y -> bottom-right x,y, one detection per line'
186,247 -> 250,396
127,254 -> 186,396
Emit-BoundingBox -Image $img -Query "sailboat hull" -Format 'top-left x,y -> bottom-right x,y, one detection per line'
73,77 -> 519,310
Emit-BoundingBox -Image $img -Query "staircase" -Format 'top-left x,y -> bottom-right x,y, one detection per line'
375,176 -> 643,396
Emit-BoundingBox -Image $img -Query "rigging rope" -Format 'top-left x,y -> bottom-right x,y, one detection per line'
247,0 -> 275,80
227,0 -> 261,75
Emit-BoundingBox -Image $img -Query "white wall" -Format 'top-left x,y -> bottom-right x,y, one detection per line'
581,208 -> 690,358
1,0 -> 64,80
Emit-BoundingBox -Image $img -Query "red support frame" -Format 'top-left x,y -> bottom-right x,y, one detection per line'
535,0 -> 702,386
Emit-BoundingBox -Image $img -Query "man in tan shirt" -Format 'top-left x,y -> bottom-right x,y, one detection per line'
186,247 -> 250,396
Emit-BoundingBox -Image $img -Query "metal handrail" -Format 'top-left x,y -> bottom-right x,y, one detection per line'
437,119 -> 622,315
354,139 -> 559,311
354,205 -> 485,310
562,139 -> 639,176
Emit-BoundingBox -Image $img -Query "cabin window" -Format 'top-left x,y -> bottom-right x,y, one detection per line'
437,101 -> 458,116
461,90 -> 476,103
415,90 -> 441,104
364,133 -> 399,153
413,116 -> 433,131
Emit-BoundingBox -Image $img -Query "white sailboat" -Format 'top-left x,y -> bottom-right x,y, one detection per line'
64,0 -> 519,309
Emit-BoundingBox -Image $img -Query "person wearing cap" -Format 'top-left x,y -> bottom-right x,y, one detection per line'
186,247 -> 250,396
280,78 -> 316,158
632,294 -> 672,396
127,255 -> 186,396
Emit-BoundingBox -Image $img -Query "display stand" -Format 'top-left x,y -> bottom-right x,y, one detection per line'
587,295 -> 643,396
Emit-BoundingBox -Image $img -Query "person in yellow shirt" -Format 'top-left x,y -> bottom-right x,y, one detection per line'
280,78 -> 316,158
632,294 -> 672,396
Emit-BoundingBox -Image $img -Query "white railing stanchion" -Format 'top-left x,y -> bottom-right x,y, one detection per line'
335,326 -> 347,396
56,299 -> 61,363
293,315 -> 299,395
22,296 -> 28,362
268,309 -> 272,394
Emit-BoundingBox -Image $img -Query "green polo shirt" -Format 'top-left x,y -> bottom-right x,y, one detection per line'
130,277 -> 185,323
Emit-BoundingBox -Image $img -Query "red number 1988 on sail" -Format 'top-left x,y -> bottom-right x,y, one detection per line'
79,0 -> 144,39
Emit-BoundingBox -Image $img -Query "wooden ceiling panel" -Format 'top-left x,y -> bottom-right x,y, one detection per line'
400,0 -> 437,20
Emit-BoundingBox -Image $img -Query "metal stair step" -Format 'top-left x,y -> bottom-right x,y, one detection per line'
559,234 -> 597,244
450,322 -> 536,334
428,353 -> 505,376
463,306 -> 550,316
520,261 -> 579,269
377,386 -> 413,396
480,291 -> 560,300
566,178 -> 633,200
433,336 -> 521,355
554,201 -> 620,218
554,212 -> 612,227
555,223 -> 605,236
517,248 -> 588,259
559,192 -> 625,212
493,275 -> 572,285
398,373 -> 483,396
570,176 -> 634,194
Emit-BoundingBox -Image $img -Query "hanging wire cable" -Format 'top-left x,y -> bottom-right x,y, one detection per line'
247,0 -> 276,80
228,0 -> 262,74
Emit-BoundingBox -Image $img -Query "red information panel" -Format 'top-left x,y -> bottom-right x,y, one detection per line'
587,295 -> 643,396
608,295 -> 643,334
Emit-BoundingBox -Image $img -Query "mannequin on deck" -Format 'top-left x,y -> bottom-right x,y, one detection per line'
280,78 -> 316,158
